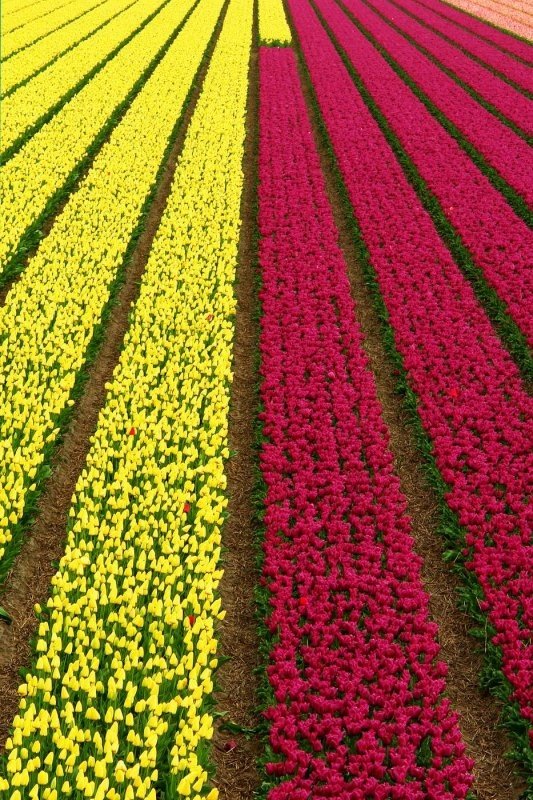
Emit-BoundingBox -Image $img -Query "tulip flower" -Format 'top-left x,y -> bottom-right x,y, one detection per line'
0,0 -> 252,793
285,0 -> 532,748
256,47 -> 474,797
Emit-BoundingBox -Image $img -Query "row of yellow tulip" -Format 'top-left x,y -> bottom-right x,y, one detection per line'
0,0 -> 225,591
2,0 -> 101,57
3,0 -> 135,96
1,0 -> 165,154
258,0 -> 291,43
2,0 -> 80,34
1,0 -> 192,272
0,0 -> 251,792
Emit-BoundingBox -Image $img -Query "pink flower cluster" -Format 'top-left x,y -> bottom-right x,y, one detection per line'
416,0 -> 533,63
392,0 -> 533,91
361,0 -> 532,134
338,0 -> 533,206
258,46 -> 473,798
287,0 -> 533,725
313,0 -> 533,343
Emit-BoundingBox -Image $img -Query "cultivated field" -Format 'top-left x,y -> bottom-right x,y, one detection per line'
0,0 -> 531,797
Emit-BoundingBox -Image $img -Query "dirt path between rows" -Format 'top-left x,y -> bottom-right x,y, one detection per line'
0,3 -> 230,747
210,3 -> 262,796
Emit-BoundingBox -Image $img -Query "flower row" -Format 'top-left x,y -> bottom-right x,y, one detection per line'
1,0 -> 188,275
390,0 -> 532,92
364,0 -> 532,134
3,0 -> 134,96
2,0 -> 72,34
338,0 -> 533,206
415,0 -> 533,62
0,0 -> 252,793
258,0 -> 292,44
1,0 -> 164,155
289,0 -> 533,738
314,0 -> 533,343
0,0 -> 225,586
257,46 -> 473,798
2,0 -> 98,58
443,0 -> 532,41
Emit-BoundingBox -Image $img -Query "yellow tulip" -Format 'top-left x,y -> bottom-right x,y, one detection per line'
1,0 -> 250,795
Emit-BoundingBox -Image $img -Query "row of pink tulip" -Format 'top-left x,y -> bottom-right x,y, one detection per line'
415,0 -> 533,63
288,0 -> 533,735
314,0 -> 533,343
257,45 -> 474,798
389,0 -> 532,91
361,0 -> 532,133
337,0 -> 533,206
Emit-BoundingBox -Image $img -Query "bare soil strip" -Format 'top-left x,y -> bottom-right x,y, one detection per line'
0,3 -> 230,747
284,7 -> 526,798
211,4 -> 262,798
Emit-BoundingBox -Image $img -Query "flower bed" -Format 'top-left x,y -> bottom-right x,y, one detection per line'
3,0 -> 78,34
0,0 -> 225,588
2,0 -> 101,58
416,0 -> 533,62
337,0 -> 533,206
259,0 -> 292,44
388,0 -> 533,91
1,0 -> 166,155
287,0 -> 533,767
314,0 -> 533,345
257,45 -> 473,798
3,0 -> 136,96
0,0 -> 251,792
444,0 -> 533,41
362,0 -> 532,134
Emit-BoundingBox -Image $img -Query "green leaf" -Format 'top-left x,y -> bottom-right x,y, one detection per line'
220,720 -> 260,737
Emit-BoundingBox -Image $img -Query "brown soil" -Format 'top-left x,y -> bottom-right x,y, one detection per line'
0,7 -> 229,748
211,5 -> 262,799
284,6 -> 526,799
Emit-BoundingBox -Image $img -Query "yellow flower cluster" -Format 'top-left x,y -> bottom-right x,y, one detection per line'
1,0 -> 165,153
0,0 -> 224,579
2,0 -> 65,32
2,0 -> 101,58
0,0 -> 251,794
3,0 -> 134,95
1,0 -> 191,270
258,0 -> 291,44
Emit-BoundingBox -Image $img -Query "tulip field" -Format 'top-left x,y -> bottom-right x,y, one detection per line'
0,0 -> 531,796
